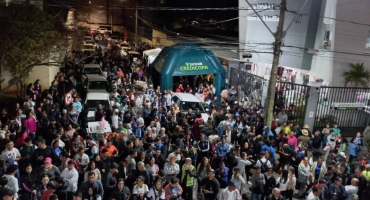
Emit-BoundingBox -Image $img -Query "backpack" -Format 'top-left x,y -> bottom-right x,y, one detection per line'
197,118 -> 205,128
259,159 -> 269,173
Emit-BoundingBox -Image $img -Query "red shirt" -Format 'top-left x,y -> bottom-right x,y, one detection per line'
41,191 -> 53,200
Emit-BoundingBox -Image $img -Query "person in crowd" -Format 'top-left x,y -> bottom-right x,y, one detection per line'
200,169 -> 220,200
266,188 -> 284,200
180,157 -> 196,200
297,157 -> 311,198
60,160 -> 79,199
251,166 -> 265,200
80,171 -> 104,200
219,180 -> 242,200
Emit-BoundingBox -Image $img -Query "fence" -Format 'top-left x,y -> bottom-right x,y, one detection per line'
229,68 -> 309,124
313,87 -> 370,137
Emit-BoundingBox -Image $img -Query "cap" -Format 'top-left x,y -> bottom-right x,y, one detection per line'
44,157 -> 52,163
114,109 -> 119,113
318,178 -> 326,184
335,177 -> 343,182
228,180 -> 236,187
339,152 -> 346,158
46,183 -> 57,190
209,169 -> 215,173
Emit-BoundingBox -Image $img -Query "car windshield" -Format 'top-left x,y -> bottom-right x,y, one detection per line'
86,99 -> 109,110
88,81 -> 108,90
84,68 -> 101,74
181,101 -> 206,112
84,45 -> 94,50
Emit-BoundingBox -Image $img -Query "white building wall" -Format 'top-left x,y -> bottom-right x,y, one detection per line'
331,0 -> 370,86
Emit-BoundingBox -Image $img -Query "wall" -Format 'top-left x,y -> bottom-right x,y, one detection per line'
239,0 -> 322,70
331,0 -> 370,86
125,29 -> 176,47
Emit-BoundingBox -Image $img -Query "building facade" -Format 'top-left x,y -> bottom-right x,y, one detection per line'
239,0 -> 370,86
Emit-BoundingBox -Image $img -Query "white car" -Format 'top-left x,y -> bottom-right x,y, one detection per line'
82,44 -> 95,54
85,92 -> 111,122
83,75 -> 109,93
83,64 -> 102,75
84,40 -> 96,48
171,92 -> 210,122
98,28 -> 110,34
128,51 -> 141,61
83,36 -> 93,41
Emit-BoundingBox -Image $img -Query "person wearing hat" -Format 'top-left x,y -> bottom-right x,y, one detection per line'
219,180 -> 242,200
298,130 -> 310,150
327,176 -> 348,200
41,182 -> 57,200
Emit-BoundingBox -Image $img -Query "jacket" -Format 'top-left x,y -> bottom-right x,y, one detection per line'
60,168 -> 79,192
55,180 -> 69,200
80,180 -> 104,199
328,183 -> 348,200
311,161 -> 327,182
298,162 -> 311,183
180,164 -> 196,187
266,194 -> 284,200
216,142 -> 230,157
109,186 -> 131,200
220,188 -> 242,200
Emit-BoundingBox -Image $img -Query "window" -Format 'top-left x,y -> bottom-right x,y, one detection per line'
85,100 -> 109,110
366,30 -> 370,53
88,81 -> 109,90
323,31 -> 331,49
180,101 -> 206,112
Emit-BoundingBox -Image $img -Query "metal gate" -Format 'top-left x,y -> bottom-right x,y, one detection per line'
229,68 -> 309,124
313,87 -> 370,137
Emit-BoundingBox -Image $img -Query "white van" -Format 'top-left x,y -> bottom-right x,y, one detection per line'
85,92 -> 111,121
171,93 -> 210,122
83,64 -> 102,75
128,51 -> 141,61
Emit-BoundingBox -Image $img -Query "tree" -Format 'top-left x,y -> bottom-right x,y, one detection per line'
0,4 -> 68,95
343,63 -> 370,87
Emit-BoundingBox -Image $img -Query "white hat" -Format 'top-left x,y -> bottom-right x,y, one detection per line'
339,152 -> 346,158
114,109 -> 119,113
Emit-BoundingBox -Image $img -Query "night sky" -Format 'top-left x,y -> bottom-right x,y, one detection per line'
160,0 -> 238,23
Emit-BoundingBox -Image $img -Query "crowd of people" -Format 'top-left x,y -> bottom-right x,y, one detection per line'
0,36 -> 369,200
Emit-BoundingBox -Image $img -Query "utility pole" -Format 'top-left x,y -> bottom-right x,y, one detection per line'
265,0 -> 287,127
135,4 -> 138,43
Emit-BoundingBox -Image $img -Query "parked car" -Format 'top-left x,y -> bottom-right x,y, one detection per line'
171,92 -> 210,122
82,44 -> 95,55
85,92 -> 111,121
98,28 -> 110,34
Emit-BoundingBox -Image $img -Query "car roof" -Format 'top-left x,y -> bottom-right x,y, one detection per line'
128,51 -> 140,54
86,92 -> 110,100
173,92 -> 200,102
87,75 -> 107,81
84,64 -> 100,68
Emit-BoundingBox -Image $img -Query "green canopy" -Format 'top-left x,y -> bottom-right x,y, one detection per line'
152,43 -> 226,100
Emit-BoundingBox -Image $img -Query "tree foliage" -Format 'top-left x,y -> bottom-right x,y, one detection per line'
0,4 -> 68,94
343,63 -> 370,87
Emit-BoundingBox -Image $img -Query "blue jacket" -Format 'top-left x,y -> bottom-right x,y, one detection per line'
80,180 -> 104,199
326,183 -> 348,200
349,137 -> 363,156
262,126 -> 274,137
261,145 -> 276,163
215,167 -> 229,183
216,142 -> 230,157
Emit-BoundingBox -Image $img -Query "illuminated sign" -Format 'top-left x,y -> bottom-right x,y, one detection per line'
179,62 -> 209,71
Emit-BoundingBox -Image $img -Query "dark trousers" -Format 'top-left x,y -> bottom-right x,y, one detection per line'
285,189 -> 294,200
67,192 -> 74,200
182,186 -> 194,200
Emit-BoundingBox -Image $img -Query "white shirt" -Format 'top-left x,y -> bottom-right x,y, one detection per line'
60,168 -> 79,192
147,188 -> 165,200
276,177 -> 289,191
307,191 -> 319,200
132,184 -> 149,195
345,185 -> 358,200
74,153 -> 90,168
0,148 -> 21,168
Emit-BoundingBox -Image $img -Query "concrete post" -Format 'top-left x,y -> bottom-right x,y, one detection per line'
303,86 -> 320,132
